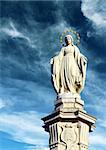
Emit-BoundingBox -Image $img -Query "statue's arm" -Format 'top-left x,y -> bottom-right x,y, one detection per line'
50,58 -> 53,65
50,47 -> 64,93
74,45 -> 88,63
58,47 -> 64,59
50,47 -> 64,64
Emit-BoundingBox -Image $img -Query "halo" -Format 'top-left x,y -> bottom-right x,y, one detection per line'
59,28 -> 80,45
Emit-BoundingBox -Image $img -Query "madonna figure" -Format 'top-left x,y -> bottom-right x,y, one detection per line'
51,35 -> 87,95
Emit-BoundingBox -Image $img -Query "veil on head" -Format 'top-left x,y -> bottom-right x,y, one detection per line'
65,35 -> 73,42
65,34 -> 74,46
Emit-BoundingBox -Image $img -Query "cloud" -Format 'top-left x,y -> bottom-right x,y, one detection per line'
0,17 -> 69,113
81,0 -> 106,42
97,119 -> 106,128
0,18 -> 68,67
84,69 -> 106,97
83,68 -> 106,148
0,111 -> 48,146
0,78 -> 55,113
81,0 -> 106,27
1,21 -> 31,42
26,145 -> 49,150
90,133 -> 106,145
89,145 -> 106,150
0,98 -> 14,110
0,98 -> 6,109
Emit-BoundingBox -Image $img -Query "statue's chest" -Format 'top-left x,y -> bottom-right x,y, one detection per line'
64,46 -> 74,55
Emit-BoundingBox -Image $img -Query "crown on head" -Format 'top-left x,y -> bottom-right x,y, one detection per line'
59,28 -> 80,45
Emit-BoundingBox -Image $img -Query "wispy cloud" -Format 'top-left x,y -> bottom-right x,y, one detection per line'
81,0 -> 106,27
0,98 -> 14,110
25,145 -> 49,150
1,21 -> 31,42
0,98 -> 6,109
90,132 -> 106,145
83,68 -> 106,148
0,18 -> 69,113
0,111 -> 48,146
84,69 -> 106,118
81,0 -> 106,40
0,78 -> 55,113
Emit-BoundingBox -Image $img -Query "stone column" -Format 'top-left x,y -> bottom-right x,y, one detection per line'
42,94 -> 96,150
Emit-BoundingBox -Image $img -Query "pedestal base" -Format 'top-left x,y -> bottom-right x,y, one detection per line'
42,95 -> 96,150
55,93 -> 84,111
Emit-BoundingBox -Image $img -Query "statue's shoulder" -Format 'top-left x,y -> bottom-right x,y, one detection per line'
73,45 -> 80,51
61,46 -> 65,50
60,46 -> 65,52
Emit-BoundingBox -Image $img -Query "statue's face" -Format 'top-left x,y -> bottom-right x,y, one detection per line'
65,36 -> 72,45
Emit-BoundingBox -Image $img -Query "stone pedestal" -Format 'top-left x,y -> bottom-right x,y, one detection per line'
42,94 -> 96,150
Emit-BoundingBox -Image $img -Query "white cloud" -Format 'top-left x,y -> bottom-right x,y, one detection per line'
1,21 -> 31,42
0,18 -> 69,76
97,119 -> 106,128
0,98 -> 14,109
0,98 -> 6,109
84,69 -> 106,148
0,111 -> 49,145
85,69 -> 106,97
83,68 -> 106,129
26,145 -> 49,150
90,133 -> 106,145
35,148 -> 49,150
81,0 -> 106,27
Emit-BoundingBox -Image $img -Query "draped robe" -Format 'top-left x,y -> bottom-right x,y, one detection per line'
51,45 -> 87,94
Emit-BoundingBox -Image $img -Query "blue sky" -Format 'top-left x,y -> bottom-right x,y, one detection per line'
0,0 -> 106,150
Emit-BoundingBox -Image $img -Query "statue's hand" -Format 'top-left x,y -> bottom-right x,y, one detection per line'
84,56 -> 88,62
81,54 -> 88,63
50,58 -> 53,64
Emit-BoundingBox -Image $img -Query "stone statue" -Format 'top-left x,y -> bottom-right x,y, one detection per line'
43,35 -> 96,150
51,35 -> 87,95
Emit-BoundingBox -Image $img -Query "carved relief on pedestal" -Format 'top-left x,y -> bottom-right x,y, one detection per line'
60,123 -> 78,150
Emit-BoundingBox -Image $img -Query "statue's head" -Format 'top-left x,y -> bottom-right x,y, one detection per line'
65,35 -> 73,45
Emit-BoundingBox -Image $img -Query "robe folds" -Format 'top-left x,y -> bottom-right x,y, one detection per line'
51,45 -> 87,94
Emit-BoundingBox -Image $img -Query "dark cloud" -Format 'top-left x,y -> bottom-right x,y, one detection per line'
1,1 -> 58,28
61,1 -> 85,26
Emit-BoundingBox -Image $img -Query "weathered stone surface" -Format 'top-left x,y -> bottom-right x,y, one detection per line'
42,96 -> 96,150
42,35 -> 96,150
